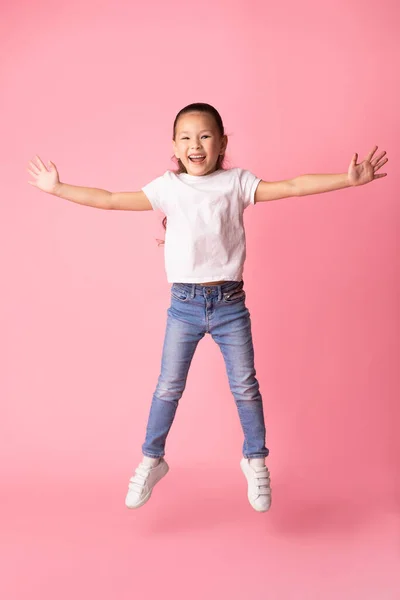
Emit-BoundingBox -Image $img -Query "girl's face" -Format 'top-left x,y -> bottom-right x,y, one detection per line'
173,112 -> 227,176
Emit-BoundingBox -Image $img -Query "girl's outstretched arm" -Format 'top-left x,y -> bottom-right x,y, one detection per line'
255,146 -> 388,203
27,155 -> 153,211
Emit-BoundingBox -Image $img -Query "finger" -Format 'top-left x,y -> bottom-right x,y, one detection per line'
371,151 -> 386,166
373,173 -> 387,179
374,158 -> 388,170
35,155 -> 47,171
27,181 -> 37,186
27,169 -> 37,178
366,145 -> 378,162
29,161 -> 40,174
352,152 -> 358,165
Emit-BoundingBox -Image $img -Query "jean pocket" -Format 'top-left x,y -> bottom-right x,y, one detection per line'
222,284 -> 246,303
171,286 -> 189,302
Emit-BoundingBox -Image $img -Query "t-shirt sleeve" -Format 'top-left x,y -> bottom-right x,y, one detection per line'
238,168 -> 261,209
141,172 -> 168,213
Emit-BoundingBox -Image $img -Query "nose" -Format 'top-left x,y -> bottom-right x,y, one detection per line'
190,139 -> 202,150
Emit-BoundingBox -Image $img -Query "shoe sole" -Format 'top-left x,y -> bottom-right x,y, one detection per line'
125,462 -> 169,509
240,460 -> 271,513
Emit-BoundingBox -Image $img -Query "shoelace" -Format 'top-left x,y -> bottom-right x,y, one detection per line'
253,467 -> 271,496
128,464 -> 151,493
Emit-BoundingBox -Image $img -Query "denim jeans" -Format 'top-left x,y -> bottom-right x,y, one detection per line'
142,280 -> 269,459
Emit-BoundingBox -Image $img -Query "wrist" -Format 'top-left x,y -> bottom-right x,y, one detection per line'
52,181 -> 63,196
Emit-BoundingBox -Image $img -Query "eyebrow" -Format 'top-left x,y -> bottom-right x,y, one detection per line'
178,129 -> 214,134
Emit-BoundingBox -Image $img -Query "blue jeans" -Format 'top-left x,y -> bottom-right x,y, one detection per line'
142,280 -> 269,459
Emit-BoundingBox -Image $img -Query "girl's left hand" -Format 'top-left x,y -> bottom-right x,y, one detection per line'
348,146 -> 388,186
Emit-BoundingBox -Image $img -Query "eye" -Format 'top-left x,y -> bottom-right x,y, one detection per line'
201,135 -> 210,139
181,137 -> 189,140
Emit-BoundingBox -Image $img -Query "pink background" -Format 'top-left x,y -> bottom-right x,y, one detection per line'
1,0 -> 399,598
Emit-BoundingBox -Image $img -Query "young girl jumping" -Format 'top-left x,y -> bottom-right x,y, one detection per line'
27,102 -> 388,513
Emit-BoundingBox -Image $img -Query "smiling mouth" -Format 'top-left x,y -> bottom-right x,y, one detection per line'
188,155 -> 206,163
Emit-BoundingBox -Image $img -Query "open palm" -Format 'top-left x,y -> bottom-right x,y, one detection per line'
27,155 -> 60,193
348,146 -> 388,186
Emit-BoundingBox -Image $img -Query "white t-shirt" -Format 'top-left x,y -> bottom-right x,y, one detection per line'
142,167 -> 261,284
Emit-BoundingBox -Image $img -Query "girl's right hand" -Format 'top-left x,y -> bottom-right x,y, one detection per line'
27,155 -> 61,194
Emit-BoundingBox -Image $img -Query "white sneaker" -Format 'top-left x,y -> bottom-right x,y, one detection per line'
240,458 -> 271,512
125,458 -> 169,509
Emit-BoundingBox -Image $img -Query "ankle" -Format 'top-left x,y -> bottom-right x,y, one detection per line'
249,457 -> 265,468
142,455 -> 161,467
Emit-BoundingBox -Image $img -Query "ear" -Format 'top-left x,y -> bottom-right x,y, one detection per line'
220,134 -> 228,155
172,139 -> 179,159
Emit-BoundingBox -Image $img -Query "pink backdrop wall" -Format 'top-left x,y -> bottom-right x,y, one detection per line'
2,0 -> 399,598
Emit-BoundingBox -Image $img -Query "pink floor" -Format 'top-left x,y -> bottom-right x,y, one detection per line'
3,464 -> 399,599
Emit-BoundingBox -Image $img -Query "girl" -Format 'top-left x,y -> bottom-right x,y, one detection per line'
27,103 -> 388,513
